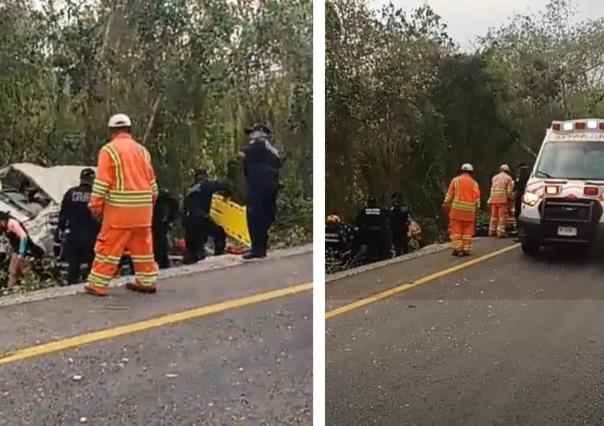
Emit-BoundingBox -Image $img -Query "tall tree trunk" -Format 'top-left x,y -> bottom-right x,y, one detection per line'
143,93 -> 162,146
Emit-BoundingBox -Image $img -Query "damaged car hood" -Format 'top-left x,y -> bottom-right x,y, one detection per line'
0,163 -> 95,253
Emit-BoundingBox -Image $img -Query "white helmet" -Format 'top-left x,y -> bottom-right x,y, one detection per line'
108,113 -> 132,128
500,164 -> 511,172
461,163 -> 474,172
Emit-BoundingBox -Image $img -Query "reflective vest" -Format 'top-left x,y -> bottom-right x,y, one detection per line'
488,171 -> 513,205
90,133 -> 158,228
443,173 -> 480,221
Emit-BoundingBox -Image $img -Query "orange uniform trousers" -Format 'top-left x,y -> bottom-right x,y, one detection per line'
88,224 -> 158,288
449,219 -> 475,253
489,203 -> 508,237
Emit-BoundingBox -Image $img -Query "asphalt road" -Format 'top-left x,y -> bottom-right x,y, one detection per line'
326,239 -> 604,425
0,252 -> 312,426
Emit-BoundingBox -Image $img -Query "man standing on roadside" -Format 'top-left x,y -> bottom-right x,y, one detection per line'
238,123 -> 281,260
355,196 -> 391,262
57,168 -> 100,284
85,113 -> 159,297
442,164 -> 481,256
389,192 -> 411,257
488,164 -> 514,238
152,188 -> 179,269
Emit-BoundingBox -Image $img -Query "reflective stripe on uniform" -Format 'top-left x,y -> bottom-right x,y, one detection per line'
449,177 -> 479,214
142,147 -> 151,163
130,254 -> 155,263
475,182 -> 481,209
88,270 -> 112,285
451,200 -> 476,211
141,147 -> 158,196
92,179 -> 110,198
136,272 -> 158,284
136,271 -> 158,278
107,190 -> 153,207
151,180 -> 158,197
95,254 -> 121,265
103,144 -> 125,191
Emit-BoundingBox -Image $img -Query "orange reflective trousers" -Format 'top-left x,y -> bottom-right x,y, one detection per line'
489,204 -> 508,237
88,225 -> 157,287
450,220 -> 475,253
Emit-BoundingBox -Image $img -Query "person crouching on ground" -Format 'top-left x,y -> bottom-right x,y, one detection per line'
0,211 -> 41,288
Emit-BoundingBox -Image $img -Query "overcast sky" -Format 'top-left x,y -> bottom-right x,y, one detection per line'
370,0 -> 604,48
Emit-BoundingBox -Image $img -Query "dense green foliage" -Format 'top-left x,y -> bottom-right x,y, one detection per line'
0,0 -> 312,244
327,0 -> 604,242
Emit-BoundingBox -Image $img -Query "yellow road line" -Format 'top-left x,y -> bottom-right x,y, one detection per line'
326,244 -> 519,320
0,282 -> 313,367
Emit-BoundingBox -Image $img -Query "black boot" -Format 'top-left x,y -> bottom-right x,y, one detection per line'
243,252 -> 266,260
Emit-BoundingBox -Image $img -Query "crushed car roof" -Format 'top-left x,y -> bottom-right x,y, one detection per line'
0,163 -> 95,204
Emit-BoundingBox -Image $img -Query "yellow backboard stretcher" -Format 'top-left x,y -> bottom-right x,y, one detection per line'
210,194 -> 251,247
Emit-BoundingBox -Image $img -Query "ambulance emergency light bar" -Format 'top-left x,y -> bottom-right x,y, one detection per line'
551,119 -> 604,131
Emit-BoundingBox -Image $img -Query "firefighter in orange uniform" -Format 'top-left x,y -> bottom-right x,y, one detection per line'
85,114 -> 159,296
488,164 -> 514,238
442,163 -> 481,256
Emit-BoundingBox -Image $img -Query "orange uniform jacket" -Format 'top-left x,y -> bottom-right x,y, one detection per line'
89,133 -> 158,227
488,171 -> 513,205
443,173 -> 481,221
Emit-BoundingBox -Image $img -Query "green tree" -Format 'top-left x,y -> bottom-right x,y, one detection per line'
0,0 -> 312,245
327,0 -> 604,243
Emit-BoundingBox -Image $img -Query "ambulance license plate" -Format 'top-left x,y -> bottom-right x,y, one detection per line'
557,226 -> 577,237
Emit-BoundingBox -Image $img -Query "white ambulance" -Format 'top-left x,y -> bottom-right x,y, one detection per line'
518,119 -> 604,255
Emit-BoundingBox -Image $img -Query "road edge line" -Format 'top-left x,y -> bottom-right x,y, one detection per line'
0,244 -> 312,308
326,243 -> 519,320
0,282 -> 313,367
326,243 -> 451,283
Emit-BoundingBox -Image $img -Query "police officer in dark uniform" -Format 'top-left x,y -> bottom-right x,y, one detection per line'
389,192 -> 411,257
183,169 -> 232,264
152,188 -> 179,269
57,168 -> 100,284
238,123 -> 281,260
355,196 -> 391,262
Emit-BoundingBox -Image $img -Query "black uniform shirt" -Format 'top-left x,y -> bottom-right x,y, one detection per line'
243,138 -> 281,190
356,208 -> 388,232
58,183 -> 98,234
184,180 -> 232,219
389,204 -> 410,232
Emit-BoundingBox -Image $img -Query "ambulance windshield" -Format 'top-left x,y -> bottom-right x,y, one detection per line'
535,141 -> 604,180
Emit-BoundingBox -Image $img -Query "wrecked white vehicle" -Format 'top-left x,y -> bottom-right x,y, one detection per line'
0,163 -> 95,255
